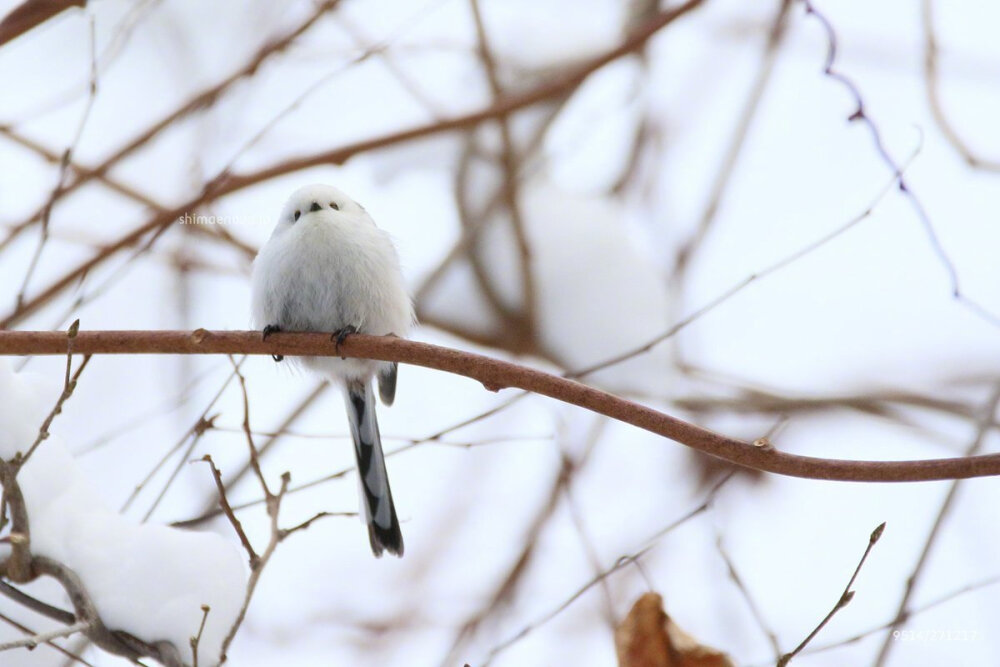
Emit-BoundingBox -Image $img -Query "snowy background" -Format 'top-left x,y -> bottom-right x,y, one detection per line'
1,0 -> 1000,665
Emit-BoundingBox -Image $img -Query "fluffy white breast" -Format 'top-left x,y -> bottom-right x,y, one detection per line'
251,185 -> 413,338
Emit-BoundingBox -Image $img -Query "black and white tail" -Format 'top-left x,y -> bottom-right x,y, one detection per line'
343,380 -> 403,557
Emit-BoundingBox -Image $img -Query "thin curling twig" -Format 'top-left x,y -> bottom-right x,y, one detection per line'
200,455 -> 257,565
778,522 -> 886,666
19,320 -> 91,469
0,619 -> 91,652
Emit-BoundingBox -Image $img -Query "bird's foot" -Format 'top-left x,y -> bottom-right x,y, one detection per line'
331,325 -> 358,359
262,324 -> 284,362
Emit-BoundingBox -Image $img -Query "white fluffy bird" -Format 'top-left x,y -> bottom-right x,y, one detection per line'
251,184 -> 414,557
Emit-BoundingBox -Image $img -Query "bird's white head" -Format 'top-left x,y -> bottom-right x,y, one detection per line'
277,183 -> 368,227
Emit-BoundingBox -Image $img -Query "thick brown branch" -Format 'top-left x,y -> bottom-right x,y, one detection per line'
0,461 -> 32,582
0,0 -> 84,48
2,329 -> 1000,483
32,556 -> 185,666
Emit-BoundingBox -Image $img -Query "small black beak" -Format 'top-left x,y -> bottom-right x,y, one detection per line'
309,201 -> 322,212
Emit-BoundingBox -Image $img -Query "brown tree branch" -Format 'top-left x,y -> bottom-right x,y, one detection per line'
2,329 -> 1000,483
0,0 -> 345,252
32,555 -> 186,666
0,0 -> 706,328
199,455 -> 257,564
921,0 -> 1000,172
0,0 -> 84,48
0,461 -> 32,582
671,0 -> 792,285
469,0 -> 537,345
189,380 -> 329,521
0,126 -> 167,211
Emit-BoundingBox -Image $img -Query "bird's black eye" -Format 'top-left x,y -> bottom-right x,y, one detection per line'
330,202 -> 340,211
293,210 -> 301,221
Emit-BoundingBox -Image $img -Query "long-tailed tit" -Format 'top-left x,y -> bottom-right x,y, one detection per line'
251,184 -> 414,557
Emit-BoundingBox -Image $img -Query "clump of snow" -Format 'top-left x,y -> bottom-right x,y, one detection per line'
0,359 -> 246,666
419,181 -> 672,395
523,183 -> 672,394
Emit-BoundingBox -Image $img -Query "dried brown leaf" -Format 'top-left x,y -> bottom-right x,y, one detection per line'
615,592 -> 734,667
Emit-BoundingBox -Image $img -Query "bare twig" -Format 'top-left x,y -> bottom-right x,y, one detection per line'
218,471 -> 287,663
872,383 -> 1000,666
799,573 -> 1000,659
215,356 -> 321,662
278,510 -> 341,539
200,380 -> 328,519
440,450 -> 577,665
126,414 -> 213,514
0,619 -> 92,651
0,126 -> 168,212
227,355 -> 268,494
179,431 -> 537,526
18,320 -> 90,468
672,0 -> 793,283
189,604 -> 210,667
200,455 -> 257,565
921,0 -> 1000,171
579,148 -> 916,380
716,534 -> 782,660
418,98 -> 571,354
674,382 -> 990,431
777,522 -> 886,666
799,0 -> 1000,327
14,16 -> 98,311
450,139 -> 523,340
560,418 -> 616,629
0,609 -> 94,665
175,392 -> 525,528
335,12 -> 447,115
482,474 -> 732,664
469,0 -> 536,344
419,142 -> 915,411
132,360 -> 242,520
